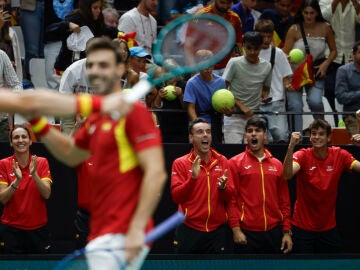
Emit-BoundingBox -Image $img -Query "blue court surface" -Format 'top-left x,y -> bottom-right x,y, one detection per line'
1,254 -> 360,270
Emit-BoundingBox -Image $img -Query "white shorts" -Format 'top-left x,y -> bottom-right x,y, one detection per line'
85,233 -> 150,270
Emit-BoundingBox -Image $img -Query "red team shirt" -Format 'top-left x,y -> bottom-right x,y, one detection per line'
0,155 -> 52,230
74,103 -> 162,241
292,146 -> 357,231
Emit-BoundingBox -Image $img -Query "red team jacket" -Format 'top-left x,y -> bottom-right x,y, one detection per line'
171,148 -> 234,232
228,147 -> 291,232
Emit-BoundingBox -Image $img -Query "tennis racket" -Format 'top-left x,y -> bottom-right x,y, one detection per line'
53,211 -> 185,270
123,13 -> 236,105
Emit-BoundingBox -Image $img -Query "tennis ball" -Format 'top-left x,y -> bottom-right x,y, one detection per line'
123,88 -> 131,94
164,85 -> 177,101
211,89 -> 235,113
289,49 -> 304,64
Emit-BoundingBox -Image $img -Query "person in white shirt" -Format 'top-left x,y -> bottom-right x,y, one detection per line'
256,19 -> 293,143
118,0 -> 157,55
319,0 -> 360,124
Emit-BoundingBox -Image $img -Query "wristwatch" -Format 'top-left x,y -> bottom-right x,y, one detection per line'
283,230 -> 293,236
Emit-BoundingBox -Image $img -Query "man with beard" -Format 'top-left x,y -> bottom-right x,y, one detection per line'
22,37 -> 167,270
171,118 -> 234,253
196,0 -> 243,75
228,117 -> 293,254
283,118 -> 360,253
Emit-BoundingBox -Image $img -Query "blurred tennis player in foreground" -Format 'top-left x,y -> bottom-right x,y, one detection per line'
0,37 -> 167,269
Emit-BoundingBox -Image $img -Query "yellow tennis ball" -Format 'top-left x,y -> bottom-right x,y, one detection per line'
211,89 -> 235,112
164,85 -> 177,101
123,88 -> 132,94
289,49 -> 304,64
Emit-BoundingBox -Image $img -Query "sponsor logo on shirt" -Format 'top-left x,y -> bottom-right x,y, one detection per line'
101,122 -> 112,131
89,125 -> 96,134
326,166 -> 333,172
309,166 -> 316,171
172,171 -> 177,175
244,165 -> 252,170
214,165 -> 222,171
268,166 -> 278,172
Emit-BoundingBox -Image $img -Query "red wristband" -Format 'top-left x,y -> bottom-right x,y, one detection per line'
76,94 -> 103,116
29,117 -> 51,136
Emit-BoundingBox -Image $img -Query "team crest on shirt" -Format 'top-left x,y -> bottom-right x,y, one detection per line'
268,166 -> 278,172
326,166 -> 333,172
101,122 -> 112,131
214,165 -> 222,171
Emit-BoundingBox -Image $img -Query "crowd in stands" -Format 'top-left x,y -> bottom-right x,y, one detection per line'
0,0 -> 358,143
0,0 -> 360,257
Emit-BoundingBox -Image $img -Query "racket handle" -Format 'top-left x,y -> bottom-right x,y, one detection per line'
124,79 -> 152,104
146,211 -> 185,243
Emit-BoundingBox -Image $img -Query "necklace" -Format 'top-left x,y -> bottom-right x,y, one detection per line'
137,8 -> 154,41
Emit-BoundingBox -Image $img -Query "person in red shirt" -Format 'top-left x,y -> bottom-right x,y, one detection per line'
0,125 -> 52,253
196,0 -> 243,74
283,117 -> 360,253
29,37 -> 166,270
171,118 -> 234,253
228,117 -> 293,254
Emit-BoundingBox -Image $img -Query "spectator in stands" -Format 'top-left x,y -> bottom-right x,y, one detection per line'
46,0 -> 118,75
170,0 -> 210,20
222,31 -> 272,144
231,0 -> 261,33
335,41 -> 360,136
0,49 -> 22,141
103,7 -> 119,28
0,1 -> 14,66
319,0 -> 360,125
256,19 -> 292,143
283,118 -> 360,253
282,0 -> 337,133
118,0 -> 158,55
128,46 -> 155,107
228,117 -> 292,253
0,125 -> 52,253
260,0 -> 294,48
171,118 -> 234,253
196,0 -> 243,75
19,0 -> 45,79
183,49 -> 229,144
152,59 -> 188,143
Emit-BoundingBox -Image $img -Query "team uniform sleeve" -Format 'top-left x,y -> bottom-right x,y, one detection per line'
37,158 -> 53,184
125,103 -> 162,152
227,157 -> 242,228
0,160 -> 9,186
170,158 -> 197,204
340,149 -> 357,171
293,149 -> 305,170
277,163 -> 291,231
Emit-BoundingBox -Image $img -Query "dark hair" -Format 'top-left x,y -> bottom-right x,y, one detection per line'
243,32 -> 263,48
353,40 -> 360,54
308,119 -> 331,135
78,0 -> 105,36
255,19 -> 275,33
112,38 -> 130,61
294,0 -> 325,23
188,118 -> 210,134
86,37 -> 125,64
9,125 -> 31,142
245,117 -> 267,132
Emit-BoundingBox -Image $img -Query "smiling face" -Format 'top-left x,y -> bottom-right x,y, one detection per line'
189,122 -> 212,155
10,127 -> 32,154
245,124 -> 266,156
310,127 -> 330,149
86,49 -> 125,95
